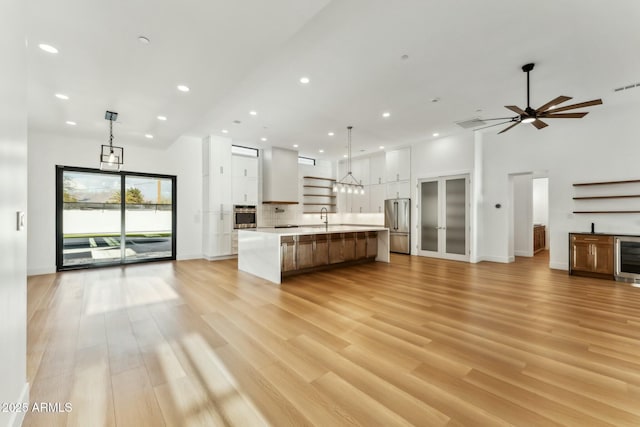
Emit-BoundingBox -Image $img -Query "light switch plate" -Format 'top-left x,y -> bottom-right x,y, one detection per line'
16,211 -> 25,231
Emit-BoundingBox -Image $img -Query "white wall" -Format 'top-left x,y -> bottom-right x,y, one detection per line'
480,100 -> 640,269
28,133 -> 202,275
0,2 -> 29,425
411,133 -> 475,255
512,174 -> 533,257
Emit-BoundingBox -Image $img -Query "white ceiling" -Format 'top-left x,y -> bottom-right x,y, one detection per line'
28,0 -> 640,160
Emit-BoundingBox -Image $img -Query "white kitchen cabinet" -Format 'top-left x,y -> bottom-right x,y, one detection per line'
203,135 -> 234,259
386,180 -> 410,200
385,147 -> 410,183
352,191 -> 370,213
232,155 -> 258,205
351,157 -> 370,186
369,184 -> 386,213
369,153 -> 385,185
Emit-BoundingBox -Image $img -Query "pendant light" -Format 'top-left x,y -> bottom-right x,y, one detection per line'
334,126 -> 365,194
100,110 -> 124,171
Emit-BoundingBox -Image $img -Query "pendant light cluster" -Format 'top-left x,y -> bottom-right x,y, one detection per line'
99,110 -> 124,171
333,126 -> 365,194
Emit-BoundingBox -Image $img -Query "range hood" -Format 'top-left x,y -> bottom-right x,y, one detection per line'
262,147 -> 299,204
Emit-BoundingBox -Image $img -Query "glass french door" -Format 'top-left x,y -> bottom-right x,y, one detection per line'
418,174 -> 469,261
56,166 -> 176,270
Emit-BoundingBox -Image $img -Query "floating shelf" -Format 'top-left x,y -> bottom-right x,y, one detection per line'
574,179 -> 640,186
303,176 -> 336,182
304,211 -> 336,214
303,185 -> 333,189
303,203 -> 337,206
573,211 -> 640,214
573,195 -> 640,200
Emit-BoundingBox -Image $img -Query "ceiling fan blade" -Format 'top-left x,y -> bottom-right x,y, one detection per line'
546,99 -> 602,113
505,105 -> 526,115
532,119 -> 548,129
474,119 -> 517,131
481,116 -> 520,121
539,112 -> 588,119
536,96 -> 572,113
498,121 -> 521,134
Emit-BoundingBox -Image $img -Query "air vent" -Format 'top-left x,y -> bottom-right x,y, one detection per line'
613,83 -> 640,92
455,118 -> 487,129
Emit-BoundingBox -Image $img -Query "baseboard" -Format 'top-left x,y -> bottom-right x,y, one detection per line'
176,254 -> 204,261
514,250 -> 533,257
549,262 -> 568,271
8,382 -> 29,427
27,266 -> 56,277
480,255 -> 514,263
203,254 -> 237,261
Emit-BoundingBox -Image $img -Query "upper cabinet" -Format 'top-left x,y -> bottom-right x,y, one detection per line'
203,135 -> 232,212
263,147 -> 299,204
369,153 -> 385,185
232,155 -> 258,205
385,147 -> 410,183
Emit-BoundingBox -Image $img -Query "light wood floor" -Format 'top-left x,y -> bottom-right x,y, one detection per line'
24,252 -> 640,426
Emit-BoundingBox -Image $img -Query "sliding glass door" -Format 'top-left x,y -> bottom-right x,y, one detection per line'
56,166 -> 176,270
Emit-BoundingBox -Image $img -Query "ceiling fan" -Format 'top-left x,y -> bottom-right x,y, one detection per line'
480,63 -> 603,134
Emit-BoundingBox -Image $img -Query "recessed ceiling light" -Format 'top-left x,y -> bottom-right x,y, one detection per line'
55,93 -> 69,100
379,146 -> 384,149
157,115 -> 167,121
145,134 -> 154,139
177,85 -> 190,92
261,137 -> 267,141
138,36 -> 150,44
65,121 -> 76,126
293,144 -> 299,148
319,149 -> 324,153
38,43 -> 58,54
382,112 -> 391,118
343,154 -> 348,158
328,132 -> 334,136
221,129 -> 229,134
433,133 -> 439,137
299,76 -> 310,84
249,110 -> 257,116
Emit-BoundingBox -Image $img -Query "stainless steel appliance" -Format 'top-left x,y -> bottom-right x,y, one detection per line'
615,236 -> 640,283
385,198 -> 410,254
233,205 -> 257,229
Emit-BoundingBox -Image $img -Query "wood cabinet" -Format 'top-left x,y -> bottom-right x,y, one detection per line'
569,233 -> 614,279
366,232 -> 378,258
281,236 -> 296,272
534,225 -> 546,253
314,234 -> 329,266
343,233 -> 356,261
329,234 -> 344,264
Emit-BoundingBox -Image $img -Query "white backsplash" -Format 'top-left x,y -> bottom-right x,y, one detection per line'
259,204 -> 383,227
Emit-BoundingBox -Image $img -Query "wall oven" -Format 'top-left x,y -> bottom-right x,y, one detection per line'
614,236 -> 640,283
233,205 -> 257,229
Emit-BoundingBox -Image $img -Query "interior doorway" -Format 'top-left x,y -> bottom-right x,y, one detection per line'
509,172 -> 549,261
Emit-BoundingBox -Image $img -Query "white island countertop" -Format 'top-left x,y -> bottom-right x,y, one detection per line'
251,225 -> 388,236
238,225 -> 389,284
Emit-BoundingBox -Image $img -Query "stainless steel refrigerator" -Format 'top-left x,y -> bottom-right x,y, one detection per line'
385,198 -> 411,254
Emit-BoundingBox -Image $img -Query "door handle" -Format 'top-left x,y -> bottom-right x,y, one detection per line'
394,202 -> 398,230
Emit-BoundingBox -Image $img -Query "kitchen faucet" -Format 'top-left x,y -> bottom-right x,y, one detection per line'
320,207 -> 328,230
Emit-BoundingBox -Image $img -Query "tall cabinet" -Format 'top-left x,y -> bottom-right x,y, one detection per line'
232,155 -> 258,205
385,147 -> 411,199
203,136 -> 232,259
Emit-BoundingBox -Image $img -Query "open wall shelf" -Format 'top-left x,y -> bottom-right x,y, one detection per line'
573,178 -> 640,213
302,176 -> 337,213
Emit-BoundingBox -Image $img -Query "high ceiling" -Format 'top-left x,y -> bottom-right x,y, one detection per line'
27,0 -> 640,160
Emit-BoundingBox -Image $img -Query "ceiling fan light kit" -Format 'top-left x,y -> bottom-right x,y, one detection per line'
481,63 -> 603,134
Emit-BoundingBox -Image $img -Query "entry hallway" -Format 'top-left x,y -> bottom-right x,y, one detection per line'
24,254 -> 640,426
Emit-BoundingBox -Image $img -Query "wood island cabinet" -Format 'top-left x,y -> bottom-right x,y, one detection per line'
569,233 -> 614,279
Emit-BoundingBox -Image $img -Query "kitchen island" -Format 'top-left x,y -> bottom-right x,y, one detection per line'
238,225 -> 390,284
